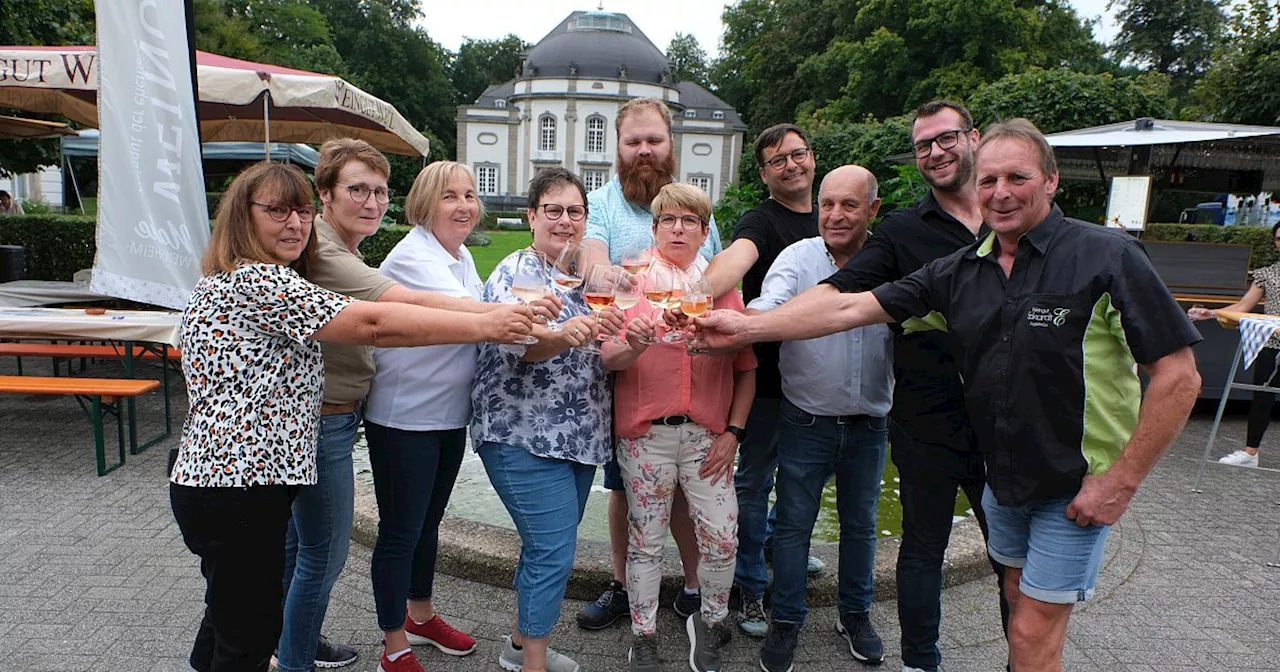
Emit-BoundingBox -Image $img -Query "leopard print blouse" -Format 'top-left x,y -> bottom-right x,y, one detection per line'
170,264 -> 352,487
1250,262 -> 1280,350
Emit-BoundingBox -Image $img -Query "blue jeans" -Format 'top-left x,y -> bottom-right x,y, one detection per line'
478,441 -> 595,638
770,400 -> 887,624
733,397 -> 780,600
367,423 -> 466,632
277,409 -> 360,672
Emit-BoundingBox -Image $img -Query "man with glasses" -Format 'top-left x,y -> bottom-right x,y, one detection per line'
702,123 -> 822,639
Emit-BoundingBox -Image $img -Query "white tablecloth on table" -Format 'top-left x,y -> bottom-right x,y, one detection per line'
1239,315 -> 1280,369
0,280 -> 110,308
0,307 -> 182,347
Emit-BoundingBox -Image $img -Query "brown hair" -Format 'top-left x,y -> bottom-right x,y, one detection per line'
753,123 -> 809,168
912,100 -> 974,132
616,97 -> 673,136
403,161 -> 486,230
528,167 -> 588,210
202,162 -> 319,276
650,183 -> 712,228
978,118 -> 1058,178
313,138 -> 390,197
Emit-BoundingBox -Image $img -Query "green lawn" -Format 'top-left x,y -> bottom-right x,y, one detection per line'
468,230 -> 531,280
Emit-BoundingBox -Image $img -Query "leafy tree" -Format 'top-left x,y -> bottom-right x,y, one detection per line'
967,67 -> 1173,134
665,33 -> 710,87
452,35 -> 529,104
1107,0 -> 1226,101
1189,0 -> 1280,124
712,180 -> 763,240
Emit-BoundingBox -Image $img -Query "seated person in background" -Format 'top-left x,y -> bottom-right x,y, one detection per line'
0,190 -> 23,215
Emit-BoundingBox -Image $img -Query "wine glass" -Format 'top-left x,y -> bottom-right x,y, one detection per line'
642,258 -> 677,345
545,241 -> 586,334
681,271 -> 712,354
660,261 -> 689,344
620,239 -> 655,276
612,268 -> 643,344
579,264 -> 618,354
509,249 -> 546,345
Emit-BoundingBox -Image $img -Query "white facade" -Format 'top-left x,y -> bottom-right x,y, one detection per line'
0,167 -> 65,209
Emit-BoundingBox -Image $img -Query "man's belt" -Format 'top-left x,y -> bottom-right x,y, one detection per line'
651,415 -> 691,426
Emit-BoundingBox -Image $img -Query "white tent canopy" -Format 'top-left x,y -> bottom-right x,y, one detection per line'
1045,119 -> 1280,148
0,45 -> 429,156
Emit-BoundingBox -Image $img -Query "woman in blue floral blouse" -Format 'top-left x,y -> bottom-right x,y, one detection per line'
471,168 -> 624,672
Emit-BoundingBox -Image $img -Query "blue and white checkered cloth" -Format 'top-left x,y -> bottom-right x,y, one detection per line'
1239,316 -> 1280,368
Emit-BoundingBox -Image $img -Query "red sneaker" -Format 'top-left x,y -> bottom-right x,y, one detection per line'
378,648 -> 425,672
404,612 -> 477,656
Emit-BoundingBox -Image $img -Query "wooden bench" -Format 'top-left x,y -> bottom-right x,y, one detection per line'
0,375 -> 160,476
0,341 -> 178,453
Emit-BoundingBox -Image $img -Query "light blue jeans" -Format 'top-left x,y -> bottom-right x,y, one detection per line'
477,441 -> 596,638
770,401 -> 887,624
277,409 -> 360,672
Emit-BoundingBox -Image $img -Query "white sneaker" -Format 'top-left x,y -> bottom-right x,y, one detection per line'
902,666 -> 930,672
1219,449 -> 1260,467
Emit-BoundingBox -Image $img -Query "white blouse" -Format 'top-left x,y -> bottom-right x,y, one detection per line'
364,228 -> 484,431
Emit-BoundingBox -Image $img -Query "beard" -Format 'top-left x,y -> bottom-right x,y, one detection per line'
618,151 -> 676,207
924,147 -> 976,193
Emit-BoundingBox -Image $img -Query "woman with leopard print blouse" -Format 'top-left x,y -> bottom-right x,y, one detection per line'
168,162 -> 534,672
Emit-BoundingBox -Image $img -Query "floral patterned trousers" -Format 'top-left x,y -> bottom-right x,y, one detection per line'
616,422 -> 739,636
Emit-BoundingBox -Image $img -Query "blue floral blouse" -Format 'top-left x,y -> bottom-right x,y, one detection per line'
470,251 -> 613,465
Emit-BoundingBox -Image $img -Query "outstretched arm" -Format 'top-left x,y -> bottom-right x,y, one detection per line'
691,284 -> 894,352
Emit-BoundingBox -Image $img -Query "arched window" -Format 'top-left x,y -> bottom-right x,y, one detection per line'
586,115 -> 606,154
495,99 -> 507,108
539,114 -> 557,152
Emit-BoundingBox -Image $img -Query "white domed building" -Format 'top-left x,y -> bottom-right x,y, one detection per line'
456,10 -> 747,208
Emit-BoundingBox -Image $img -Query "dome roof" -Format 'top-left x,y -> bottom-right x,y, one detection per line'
523,11 -> 672,85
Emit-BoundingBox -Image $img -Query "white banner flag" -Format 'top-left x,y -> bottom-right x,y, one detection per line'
91,0 -> 207,309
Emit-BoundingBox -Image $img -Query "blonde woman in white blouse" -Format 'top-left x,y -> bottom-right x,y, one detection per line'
169,162 -> 534,672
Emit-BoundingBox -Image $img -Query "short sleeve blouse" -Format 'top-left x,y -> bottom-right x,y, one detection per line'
171,263 -> 353,487
1250,262 -> 1280,349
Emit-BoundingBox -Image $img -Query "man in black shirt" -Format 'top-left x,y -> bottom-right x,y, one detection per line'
819,100 -> 1007,672
704,123 -> 820,638
690,118 -> 1202,671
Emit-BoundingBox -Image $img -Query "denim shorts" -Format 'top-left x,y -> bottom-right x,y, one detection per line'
981,484 -> 1110,604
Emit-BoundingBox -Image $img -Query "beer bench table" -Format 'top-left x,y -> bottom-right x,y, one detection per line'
0,307 -> 182,461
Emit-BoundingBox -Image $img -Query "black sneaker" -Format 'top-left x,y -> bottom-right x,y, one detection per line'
673,587 -> 700,619
576,579 -> 630,630
687,614 -> 731,672
314,635 -> 359,669
628,633 -> 662,672
835,611 -> 884,664
758,620 -> 799,672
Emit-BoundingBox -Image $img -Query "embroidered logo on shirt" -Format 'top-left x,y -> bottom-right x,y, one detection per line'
1027,306 -> 1071,328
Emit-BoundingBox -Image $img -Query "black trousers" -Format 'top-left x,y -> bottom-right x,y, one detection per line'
170,482 -> 298,672
891,419 -> 1010,671
1247,347 -> 1280,448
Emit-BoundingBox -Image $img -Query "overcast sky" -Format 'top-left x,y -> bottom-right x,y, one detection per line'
417,0 -> 1120,58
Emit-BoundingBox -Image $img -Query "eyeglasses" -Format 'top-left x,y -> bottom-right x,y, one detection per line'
253,202 -> 316,223
539,203 -> 587,221
656,214 -> 704,230
345,184 -> 391,204
764,147 -> 812,171
913,128 -> 972,158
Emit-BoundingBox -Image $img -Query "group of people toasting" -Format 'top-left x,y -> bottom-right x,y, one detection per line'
168,95 -> 1201,672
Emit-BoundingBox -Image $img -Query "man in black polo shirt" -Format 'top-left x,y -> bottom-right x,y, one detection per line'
829,100 -> 1007,672
703,123 -> 820,638
690,118 -> 1202,670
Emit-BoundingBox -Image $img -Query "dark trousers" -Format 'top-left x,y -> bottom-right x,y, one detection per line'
170,482 -> 298,672
1248,347 -> 1279,447
891,420 -> 1010,671
366,421 -> 466,631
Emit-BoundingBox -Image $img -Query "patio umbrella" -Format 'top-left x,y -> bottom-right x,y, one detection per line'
0,114 -> 77,140
0,45 -> 429,156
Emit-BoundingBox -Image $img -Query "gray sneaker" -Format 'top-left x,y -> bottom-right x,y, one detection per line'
628,633 -> 662,672
687,614 -> 731,672
737,595 -> 768,637
499,635 -> 581,672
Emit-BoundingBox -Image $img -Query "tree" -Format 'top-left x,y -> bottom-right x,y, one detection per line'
1108,0 -> 1227,100
665,33 -> 710,87
1189,0 -> 1280,124
451,35 -> 529,105
967,67 -> 1173,134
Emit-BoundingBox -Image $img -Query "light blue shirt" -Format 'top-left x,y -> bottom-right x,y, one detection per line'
748,236 -> 894,418
585,176 -> 722,263
470,251 -> 612,465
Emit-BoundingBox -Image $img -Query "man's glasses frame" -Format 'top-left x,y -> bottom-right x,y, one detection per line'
656,214 -> 704,230
764,147 -> 813,171
913,127 -> 973,158
253,202 -> 316,223
539,203 -> 587,222
345,183 -> 392,205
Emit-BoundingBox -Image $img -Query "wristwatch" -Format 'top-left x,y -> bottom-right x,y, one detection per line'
725,425 -> 747,442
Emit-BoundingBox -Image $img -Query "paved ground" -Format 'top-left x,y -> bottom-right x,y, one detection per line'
2,358 -> 1279,671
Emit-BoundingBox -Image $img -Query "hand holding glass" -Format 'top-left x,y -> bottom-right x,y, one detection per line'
509,250 -> 547,345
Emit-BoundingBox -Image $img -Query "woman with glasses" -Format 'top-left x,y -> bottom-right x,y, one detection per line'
471,168 -> 624,672
170,161 -> 534,672
603,183 -> 757,672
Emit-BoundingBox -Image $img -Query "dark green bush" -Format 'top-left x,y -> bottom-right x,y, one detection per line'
357,225 -> 411,269
206,192 -> 224,218
1142,223 -> 1279,270
484,211 -> 529,230
465,230 -> 492,247
0,215 -> 97,281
